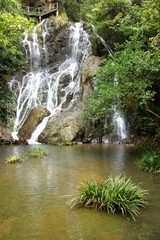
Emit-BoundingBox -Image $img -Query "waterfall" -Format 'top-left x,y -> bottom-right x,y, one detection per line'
91,24 -> 114,56
10,21 -> 92,144
113,107 -> 127,139
91,25 -> 128,140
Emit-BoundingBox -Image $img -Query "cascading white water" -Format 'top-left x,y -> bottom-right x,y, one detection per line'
113,75 -> 127,139
42,19 -> 49,61
91,25 -> 127,140
10,21 -> 92,144
113,107 -> 127,139
91,24 -> 114,56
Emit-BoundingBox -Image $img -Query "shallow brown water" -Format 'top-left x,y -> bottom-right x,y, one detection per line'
0,144 -> 160,240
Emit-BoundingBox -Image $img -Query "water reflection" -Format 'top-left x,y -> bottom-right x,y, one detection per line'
0,144 -> 160,240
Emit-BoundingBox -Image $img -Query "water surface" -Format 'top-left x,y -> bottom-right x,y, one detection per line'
0,144 -> 160,240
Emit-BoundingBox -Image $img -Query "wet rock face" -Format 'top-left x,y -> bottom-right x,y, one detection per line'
41,20 -> 70,70
81,56 -> 103,98
18,107 -> 50,140
38,106 -> 83,144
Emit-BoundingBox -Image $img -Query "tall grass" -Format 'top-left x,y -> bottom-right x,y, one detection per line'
28,147 -> 48,158
136,148 -> 160,173
6,155 -> 22,164
68,175 -> 148,220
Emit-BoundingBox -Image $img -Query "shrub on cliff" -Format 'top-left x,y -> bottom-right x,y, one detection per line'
0,0 -> 34,124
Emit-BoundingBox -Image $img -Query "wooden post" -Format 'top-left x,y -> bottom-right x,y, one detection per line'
56,2 -> 59,16
27,6 -> 29,12
39,16 -> 41,22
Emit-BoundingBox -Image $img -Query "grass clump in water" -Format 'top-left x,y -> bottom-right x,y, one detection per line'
28,147 -> 48,158
68,175 -> 148,220
6,155 -> 22,164
136,148 -> 160,173
53,141 -> 76,146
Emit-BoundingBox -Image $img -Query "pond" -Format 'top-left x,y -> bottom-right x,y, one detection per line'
0,144 -> 160,240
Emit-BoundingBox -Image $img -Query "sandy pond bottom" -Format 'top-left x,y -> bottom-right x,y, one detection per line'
0,143 -> 160,240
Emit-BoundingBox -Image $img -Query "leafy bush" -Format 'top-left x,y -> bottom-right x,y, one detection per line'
136,109 -> 160,136
64,0 -> 80,22
68,175 -> 148,220
0,0 -> 20,13
53,13 -> 68,29
136,148 -> 160,173
0,7 -> 34,124
6,155 -> 22,164
28,147 -> 48,157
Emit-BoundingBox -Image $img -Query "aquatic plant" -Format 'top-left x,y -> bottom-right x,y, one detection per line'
6,155 -> 22,164
68,175 -> 148,220
28,147 -> 48,157
53,141 -> 76,146
136,149 -> 160,173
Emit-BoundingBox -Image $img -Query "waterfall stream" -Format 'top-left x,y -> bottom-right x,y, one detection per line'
91,25 -> 128,140
10,20 -> 92,143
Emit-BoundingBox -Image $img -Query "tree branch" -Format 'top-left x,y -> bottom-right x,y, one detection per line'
143,99 -> 160,120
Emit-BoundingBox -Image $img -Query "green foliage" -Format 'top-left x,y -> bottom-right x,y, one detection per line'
21,0 -> 43,8
64,0 -> 80,22
6,155 -> 22,164
53,141 -> 76,146
84,37 -> 160,122
136,148 -> 160,173
6,121 -> 16,132
136,110 -> 160,136
0,86 -> 14,124
81,0 -> 160,139
53,13 -> 68,29
80,0 -> 160,47
68,175 -> 148,220
0,1 -> 34,124
0,0 -> 21,14
28,147 -> 48,157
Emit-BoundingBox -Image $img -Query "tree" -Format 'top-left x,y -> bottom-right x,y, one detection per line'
85,39 -> 160,120
0,0 -> 34,124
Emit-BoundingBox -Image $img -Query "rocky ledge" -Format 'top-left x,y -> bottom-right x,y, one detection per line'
18,107 -> 50,140
38,106 -> 83,144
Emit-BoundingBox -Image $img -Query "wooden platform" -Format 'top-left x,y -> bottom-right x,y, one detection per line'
22,3 -> 64,21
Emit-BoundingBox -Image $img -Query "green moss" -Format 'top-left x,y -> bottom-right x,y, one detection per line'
6,155 -> 22,164
55,121 -> 59,126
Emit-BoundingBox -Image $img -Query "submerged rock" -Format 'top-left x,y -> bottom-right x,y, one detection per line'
38,106 -> 83,144
18,107 -> 50,140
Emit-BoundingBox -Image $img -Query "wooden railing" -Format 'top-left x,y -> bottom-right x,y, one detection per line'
22,3 -> 64,18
